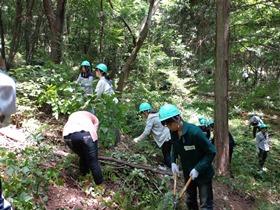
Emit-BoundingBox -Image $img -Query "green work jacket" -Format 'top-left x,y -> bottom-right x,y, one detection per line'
171,121 -> 216,183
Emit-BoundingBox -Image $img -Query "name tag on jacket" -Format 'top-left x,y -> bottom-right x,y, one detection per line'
184,145 -> 195,151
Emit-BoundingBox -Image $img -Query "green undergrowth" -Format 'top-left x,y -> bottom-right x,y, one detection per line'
0,146 -> 63,209
193,99 -> 280,209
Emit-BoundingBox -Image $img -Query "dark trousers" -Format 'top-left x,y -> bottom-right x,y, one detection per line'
258,148 -> 268,168
252,124 -> 259,138
229,145 -> 233,164
64,131 -> 103,185
185,179 -> 213,210
161,140 -> 172,168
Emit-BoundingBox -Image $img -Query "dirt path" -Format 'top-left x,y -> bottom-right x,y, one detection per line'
213,181 -> 255,210
45,174 -> 256,209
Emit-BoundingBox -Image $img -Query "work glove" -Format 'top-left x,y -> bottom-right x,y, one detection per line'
171,163 -> 179,175
189,168 -> 199,180
133,137 -> 140,143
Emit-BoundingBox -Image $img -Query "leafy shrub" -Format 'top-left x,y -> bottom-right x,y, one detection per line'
239,82 -> 280,111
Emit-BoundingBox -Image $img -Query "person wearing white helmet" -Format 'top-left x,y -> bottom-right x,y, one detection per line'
0,71 -> 16,127
0,71 -> 15,210
256,124 -> 270,172
133,102 -> 171,168
249,114 -> 264,138
76,60 -> 94,95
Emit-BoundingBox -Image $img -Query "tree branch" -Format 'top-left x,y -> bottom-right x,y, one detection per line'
99,155 -> 172,176
53,150 -> 172,176
108,0 -> 136,46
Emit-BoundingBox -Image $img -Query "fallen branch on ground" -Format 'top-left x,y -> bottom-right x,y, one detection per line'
99,156 -> 172,176
54,150 -> 172,176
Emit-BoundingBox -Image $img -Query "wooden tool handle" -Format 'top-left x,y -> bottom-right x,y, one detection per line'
173,173 -> 177,195
179,177 -> 192,199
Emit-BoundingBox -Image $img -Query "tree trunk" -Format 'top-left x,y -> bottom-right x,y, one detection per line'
8,0 -> 23,65
116,0 -> 160,92
214,0 -> 230,176
25,0 -> 35,64
28,12 -> 43,63
99,0 -> 104,58
43,0 -> 67,64
0,9 -> 6,69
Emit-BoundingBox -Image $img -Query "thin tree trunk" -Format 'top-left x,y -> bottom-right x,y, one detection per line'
0,9 -> 6,69
28,13 -> 43,63
8,0 -> 23,65
116,0 -> 160,92
99,0 -> 104,58
25,0 -> 35,64
43,0 -> 67,63
214,0 -> 230,176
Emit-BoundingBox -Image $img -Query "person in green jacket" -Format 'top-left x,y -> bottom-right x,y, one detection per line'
159,104 -> 216,210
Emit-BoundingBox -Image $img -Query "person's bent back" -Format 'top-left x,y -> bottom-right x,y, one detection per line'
63,111 -> 103,185
0,72 -> 16,127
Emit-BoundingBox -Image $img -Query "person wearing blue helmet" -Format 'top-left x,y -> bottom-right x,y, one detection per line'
159,104 -> 216,210
76,60 -> 94,95
256,123 -> 270,172
198,117 -> 211,139
133,102 -> 171,168
94,63 -> 115,98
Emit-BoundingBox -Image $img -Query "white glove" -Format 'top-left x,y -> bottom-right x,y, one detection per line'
133,137 -> 140,143
171,163 -> 179,175
189,168 -> 199,180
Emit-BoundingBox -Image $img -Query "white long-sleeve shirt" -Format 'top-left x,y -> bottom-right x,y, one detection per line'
76,74 -> 94,95
95,76 -> 114,98
137,113 -> 171,147
0,72 -> 16,116
256,131 -> 270,151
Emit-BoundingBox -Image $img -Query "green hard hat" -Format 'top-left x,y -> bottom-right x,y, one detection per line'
139,102 -> 152,113
96,63 -> 108,73
199,117 -> 208,126
259,123 -> 268,129
159,104 -> 180,122
81,60 -> 91,67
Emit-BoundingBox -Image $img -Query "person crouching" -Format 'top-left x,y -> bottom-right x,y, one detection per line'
63,111 -> 103,185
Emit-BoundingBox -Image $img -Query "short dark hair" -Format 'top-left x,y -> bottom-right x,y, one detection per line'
161,115 -> 180,126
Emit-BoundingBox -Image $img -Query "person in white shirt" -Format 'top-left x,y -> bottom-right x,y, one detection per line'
94,63 -> 114,98
0,71 -> 14,209
242,71 -> 249,82
76,60 -> 94,95
133,102 -> 171,168
249,115 -> 264,138
0,71 -> 16,127
256,124 -> 270,171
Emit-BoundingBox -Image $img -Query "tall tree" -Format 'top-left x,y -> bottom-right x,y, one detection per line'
116,0 -> 160,92
99,0 -> 104,58
24,0 -> 35,64
214,0 -> 230,176
0,8 -> 6,67
8,0 -> 23,65
43,0 -> 67,63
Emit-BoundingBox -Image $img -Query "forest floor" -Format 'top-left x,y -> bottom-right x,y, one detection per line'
0,83 -> 279,209
0,124 -> 257,210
